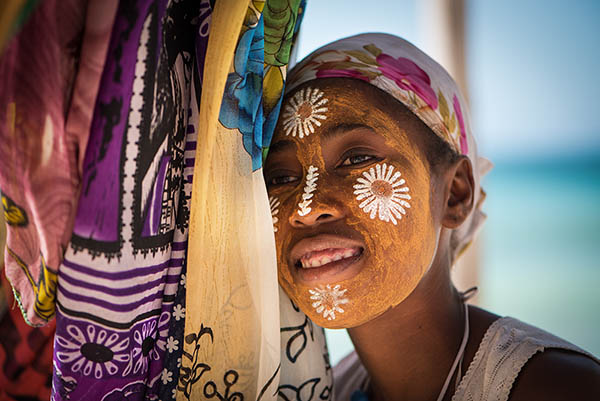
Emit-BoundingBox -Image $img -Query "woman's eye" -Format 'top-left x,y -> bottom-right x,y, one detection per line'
340,154 -> 375,166
268,175 -> 299,186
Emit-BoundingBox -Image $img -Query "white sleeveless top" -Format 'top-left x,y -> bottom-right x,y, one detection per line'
333,317 -> 599,401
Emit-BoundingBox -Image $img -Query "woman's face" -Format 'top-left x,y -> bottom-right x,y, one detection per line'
264,79 -> 439,328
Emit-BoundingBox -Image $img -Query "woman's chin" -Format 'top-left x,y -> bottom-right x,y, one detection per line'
295,292 -> 412,329
308,314 -> 353,329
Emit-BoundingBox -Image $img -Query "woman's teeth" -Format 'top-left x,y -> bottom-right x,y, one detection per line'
300,248 -> 359,268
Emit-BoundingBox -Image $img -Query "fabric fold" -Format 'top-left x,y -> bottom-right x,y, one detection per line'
0,0 -> 89,326
2,0 -> 332,399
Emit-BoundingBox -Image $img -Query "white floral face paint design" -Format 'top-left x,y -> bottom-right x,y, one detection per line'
282,87 -> 329,138
269,196 -> 280,232
309,284 -> 349,320
353,163 -> 411,225
298,165 -> 319,216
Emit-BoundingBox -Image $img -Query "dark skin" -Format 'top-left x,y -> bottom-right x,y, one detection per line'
265,79 -> 600,400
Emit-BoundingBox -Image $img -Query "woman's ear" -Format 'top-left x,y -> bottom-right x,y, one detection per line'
442,156 -> 474,229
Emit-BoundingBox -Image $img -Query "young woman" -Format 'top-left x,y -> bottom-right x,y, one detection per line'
264,33 -> 600,401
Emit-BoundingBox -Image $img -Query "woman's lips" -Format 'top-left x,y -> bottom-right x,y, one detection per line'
299,247 -> 361,268
289,235 -> 365,284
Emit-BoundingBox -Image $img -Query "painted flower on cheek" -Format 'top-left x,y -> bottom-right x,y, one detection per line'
282,87 -> 329,138
309,284 -> 349,321
375,54 -> 438,110
353,163 -> 411,225
269,195 -> 280,232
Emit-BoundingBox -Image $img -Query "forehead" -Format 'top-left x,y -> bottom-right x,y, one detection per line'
270,78 -> 427,159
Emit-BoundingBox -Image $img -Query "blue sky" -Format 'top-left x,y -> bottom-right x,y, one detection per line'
296,0 -> 600,160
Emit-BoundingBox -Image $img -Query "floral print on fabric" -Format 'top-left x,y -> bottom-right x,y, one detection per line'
183,0 -> 333,398
54,324 -> 130,379
50,0 -> 205,399
219,0 -> 306,170
453,94 -> 469,154
279,289 -> 333,399
263,0 -> 304,67
376,54 -> 438,109
130,312 -> 170,375
219,17 -> 266,170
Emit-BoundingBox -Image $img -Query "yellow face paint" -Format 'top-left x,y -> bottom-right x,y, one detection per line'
265,79 -> 438,328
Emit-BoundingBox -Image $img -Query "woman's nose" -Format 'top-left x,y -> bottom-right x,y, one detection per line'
289,201 -> 345,228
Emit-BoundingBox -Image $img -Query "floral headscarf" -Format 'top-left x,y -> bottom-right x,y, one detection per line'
286,33 -> 491,261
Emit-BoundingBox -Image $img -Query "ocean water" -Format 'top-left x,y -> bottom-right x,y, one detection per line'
325,157 -> 600,364
479,157 -> 600,355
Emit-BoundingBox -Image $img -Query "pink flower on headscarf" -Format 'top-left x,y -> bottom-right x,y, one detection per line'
453,94 -> 469,154
316,68 -> 370,82
375,54 -> 438,109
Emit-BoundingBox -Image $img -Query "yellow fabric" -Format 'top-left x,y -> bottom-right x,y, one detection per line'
182,1 -> 280,398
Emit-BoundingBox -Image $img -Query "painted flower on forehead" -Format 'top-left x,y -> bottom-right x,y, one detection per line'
309,284 -> 349,321
354,163 -> 411,225
282,87 -> 329,138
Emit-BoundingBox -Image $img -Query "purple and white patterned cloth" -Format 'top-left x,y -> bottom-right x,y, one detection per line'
52,1 -> 206,399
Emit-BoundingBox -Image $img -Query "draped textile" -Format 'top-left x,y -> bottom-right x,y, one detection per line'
0,0 -> 88,327
0,273 -> 54,401
0,0 -> 333,399
181,2 -> 332,399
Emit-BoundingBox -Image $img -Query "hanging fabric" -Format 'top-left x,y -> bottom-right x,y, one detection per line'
182,1 -> 331,399
1,0 -> 332,399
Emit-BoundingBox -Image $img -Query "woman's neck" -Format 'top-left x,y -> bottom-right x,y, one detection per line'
346,261 -> 465,401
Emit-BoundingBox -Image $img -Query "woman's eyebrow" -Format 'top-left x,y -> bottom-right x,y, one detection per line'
321,123 -> 374,142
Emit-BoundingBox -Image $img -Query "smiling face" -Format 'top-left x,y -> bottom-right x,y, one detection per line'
264,78 -> 441,328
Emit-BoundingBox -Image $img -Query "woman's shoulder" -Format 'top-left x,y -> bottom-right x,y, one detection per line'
461,306 -> 600,401
509,347 -> 600,400
331,307 -> 600,400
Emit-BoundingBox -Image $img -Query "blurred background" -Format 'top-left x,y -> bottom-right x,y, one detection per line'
295,0 -> 600,364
